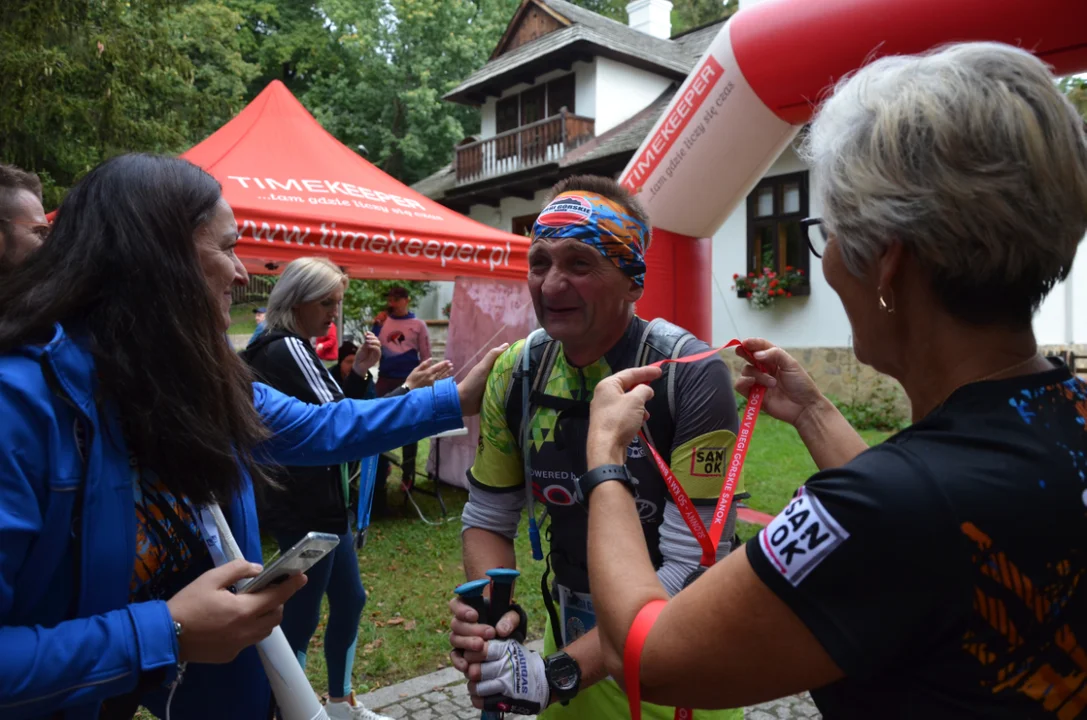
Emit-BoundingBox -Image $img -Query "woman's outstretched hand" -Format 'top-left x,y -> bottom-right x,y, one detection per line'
405,358 -> 454,390
456,344 -> 509,416
734,338 -> 825,427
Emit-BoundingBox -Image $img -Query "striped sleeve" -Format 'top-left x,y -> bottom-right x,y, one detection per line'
283,337 -> 336,404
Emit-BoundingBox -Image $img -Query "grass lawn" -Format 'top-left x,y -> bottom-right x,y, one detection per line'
291,419 -> 892,696
229,301 -> 260,336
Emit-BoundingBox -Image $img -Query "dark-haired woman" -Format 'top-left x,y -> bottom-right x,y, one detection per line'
0,153 -> 502,720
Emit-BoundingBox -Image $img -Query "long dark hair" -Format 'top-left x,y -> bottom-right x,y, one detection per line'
0,153 -> 269,505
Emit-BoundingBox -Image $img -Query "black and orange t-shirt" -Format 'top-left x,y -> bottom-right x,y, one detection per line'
130,471 -> 212,603
748,363 -> 1087,718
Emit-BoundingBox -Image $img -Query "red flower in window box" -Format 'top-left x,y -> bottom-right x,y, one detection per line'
732,262 -> 807,310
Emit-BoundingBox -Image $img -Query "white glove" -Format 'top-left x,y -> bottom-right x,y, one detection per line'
475,639 -> 549,715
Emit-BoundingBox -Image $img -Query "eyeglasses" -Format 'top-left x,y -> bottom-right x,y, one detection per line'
4,219 -> 51,241
800,217 -> 827,259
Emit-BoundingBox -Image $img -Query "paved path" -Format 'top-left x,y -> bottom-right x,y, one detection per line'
357,642 -> 821,719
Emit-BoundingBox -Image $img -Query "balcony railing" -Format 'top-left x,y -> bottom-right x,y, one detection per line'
455,109 -> 595,184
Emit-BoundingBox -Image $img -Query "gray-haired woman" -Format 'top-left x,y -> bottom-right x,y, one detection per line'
577,42 -> 1087,718
243,257 -> 450,720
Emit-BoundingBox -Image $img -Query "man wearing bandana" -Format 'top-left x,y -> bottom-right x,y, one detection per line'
450,175 -> 744,720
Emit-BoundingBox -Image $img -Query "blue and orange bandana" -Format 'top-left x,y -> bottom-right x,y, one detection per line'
532,191 -> 651,285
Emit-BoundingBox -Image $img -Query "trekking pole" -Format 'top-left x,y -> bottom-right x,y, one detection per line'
455,579 -> 502,720
482,569 -> 522,719
485,569 -> 520,627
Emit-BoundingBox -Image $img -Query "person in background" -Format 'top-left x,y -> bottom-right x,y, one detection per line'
316,320 -> 339,362
577,42 -> 1087,718
243,258 -> 391,720
373,286 -> 433,499
0,163 -> 48,274
247,306 -> 267,347
0,154 -> 503,720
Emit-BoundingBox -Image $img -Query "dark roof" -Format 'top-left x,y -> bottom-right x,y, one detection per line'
540,0 -> 691,67
445,0 -> 699,105
412,163 -> 457,201
672,19 -> 728,63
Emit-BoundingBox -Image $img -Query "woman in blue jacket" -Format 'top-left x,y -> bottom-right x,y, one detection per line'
0,154 -> 503,720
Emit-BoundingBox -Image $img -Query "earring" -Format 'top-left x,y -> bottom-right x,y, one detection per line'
878,287 -> 896,314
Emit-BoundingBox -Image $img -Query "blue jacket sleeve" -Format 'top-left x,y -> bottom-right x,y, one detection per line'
0,375 -> 178,718
254,376 -> 463,466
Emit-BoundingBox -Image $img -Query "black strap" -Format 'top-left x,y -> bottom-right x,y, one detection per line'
529,391 -> 587,414
540,520 -> 564,651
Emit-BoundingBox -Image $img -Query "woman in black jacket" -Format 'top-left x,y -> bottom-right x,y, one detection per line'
244,257 -> 420,720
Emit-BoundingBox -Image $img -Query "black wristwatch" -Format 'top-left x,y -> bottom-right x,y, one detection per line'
543,651 -> 581,705
574,464 -> 634,507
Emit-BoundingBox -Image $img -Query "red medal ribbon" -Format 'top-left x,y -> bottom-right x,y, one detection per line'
626,339 -> 767,720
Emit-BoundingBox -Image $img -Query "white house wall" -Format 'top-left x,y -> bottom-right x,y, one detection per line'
593,57 -> 672,135
481,97 -> 496,137
1035,241 -> 1087,346
710,146 -> 1087,350
467,189 -> 551,232
575,59 -> 597,122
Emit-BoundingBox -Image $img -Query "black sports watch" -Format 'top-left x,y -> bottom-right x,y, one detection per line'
574,464 -> 634,507
543,650 -> 581,705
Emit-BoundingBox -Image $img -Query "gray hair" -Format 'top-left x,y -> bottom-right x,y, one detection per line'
801,41 -> 1087,325
265,257 -> 347,335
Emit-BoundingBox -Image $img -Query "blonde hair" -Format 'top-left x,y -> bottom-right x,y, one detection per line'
265,257 -> 347,335
802,41 -> 1087,325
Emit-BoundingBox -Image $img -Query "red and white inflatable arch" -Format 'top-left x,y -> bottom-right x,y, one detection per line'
622,0 -> 1087,341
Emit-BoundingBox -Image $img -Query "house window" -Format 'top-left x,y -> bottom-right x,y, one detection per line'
521,85 -> 546,126
546,74 -> 576,115
496,95 -> 520,134
494,74 -> 577,136
745,171 -> 811,294
511,213 -> 538,237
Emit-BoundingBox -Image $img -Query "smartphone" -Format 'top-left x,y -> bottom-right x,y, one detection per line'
240,531 -> 340,594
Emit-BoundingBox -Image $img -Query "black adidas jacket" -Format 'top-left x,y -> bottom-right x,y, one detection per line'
243,329 -> 378,535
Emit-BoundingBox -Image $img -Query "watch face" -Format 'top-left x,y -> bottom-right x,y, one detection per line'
549,655 -> 580,690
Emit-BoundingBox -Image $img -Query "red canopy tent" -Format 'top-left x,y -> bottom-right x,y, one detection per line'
182,80 -> 529,281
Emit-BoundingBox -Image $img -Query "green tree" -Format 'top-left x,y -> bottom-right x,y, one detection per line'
569,0 -> 626,22
302,0 -> 520,185
567,0 -> 736,35
343,279 -> 435,331
222,0 -> 353,99
0,0 -> 256,206
1060,76 -> 1087,120
673,0 -> 736,34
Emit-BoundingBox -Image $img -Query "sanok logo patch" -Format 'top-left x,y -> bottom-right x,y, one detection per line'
690,447 -> 726,477
759,489 -> 848,587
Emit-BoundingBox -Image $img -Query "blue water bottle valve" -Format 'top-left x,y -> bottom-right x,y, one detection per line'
528,516 -> 543,561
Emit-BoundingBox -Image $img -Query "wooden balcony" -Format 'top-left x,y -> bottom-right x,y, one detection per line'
455,109 -> 595,184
